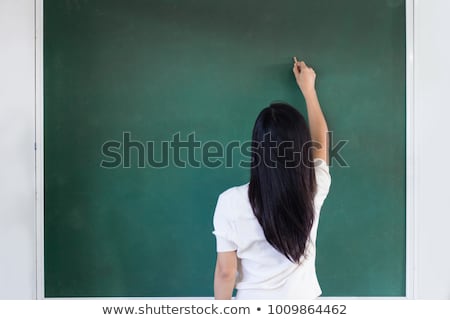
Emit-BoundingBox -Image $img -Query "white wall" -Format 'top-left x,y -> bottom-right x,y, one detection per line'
414,0 -> 450,299
0,0 -> 36,299
0,0 -> 449,299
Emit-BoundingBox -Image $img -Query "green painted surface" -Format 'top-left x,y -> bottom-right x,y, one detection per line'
44,0 -> 406,297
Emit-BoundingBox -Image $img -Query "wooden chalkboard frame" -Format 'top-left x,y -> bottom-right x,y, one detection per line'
34,0 -> 416,299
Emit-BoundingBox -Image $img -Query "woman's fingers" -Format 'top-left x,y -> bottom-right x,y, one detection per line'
292,62 -> 300,75
293,57 -> 315,76
292,58 -> 310,72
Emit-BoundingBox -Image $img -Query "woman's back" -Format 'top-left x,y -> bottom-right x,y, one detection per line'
213,159 -> 331,299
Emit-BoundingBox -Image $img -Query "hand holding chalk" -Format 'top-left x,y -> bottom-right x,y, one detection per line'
292,56 -> 316,97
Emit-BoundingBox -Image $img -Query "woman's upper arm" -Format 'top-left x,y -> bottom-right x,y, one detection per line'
312,133 -> 329,165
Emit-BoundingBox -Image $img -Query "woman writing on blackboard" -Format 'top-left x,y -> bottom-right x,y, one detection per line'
212,58 -> 331,299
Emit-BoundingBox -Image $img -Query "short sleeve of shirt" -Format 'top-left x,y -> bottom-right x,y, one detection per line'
212,192 -> 238,252
314,158 -> 332,208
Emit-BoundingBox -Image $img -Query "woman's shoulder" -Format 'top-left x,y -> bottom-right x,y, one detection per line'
313,158 -> 331,205
218,182 -> 249,202
314,159 -> 331,182
214,183 -> 250,220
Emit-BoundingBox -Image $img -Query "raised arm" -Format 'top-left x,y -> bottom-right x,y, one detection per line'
292,57 -> 329,164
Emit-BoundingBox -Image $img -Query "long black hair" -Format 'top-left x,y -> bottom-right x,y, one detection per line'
248,102 -> 317,263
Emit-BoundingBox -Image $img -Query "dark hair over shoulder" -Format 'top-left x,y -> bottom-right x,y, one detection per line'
248,102 -> 316,263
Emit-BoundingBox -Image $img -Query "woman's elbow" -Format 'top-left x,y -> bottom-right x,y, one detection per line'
215,265 -> 237,281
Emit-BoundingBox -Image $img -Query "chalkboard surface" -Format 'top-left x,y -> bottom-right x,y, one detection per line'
44,0 -> 406,297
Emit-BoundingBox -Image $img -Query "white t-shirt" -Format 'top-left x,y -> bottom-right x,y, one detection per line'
212,159 -> 331,299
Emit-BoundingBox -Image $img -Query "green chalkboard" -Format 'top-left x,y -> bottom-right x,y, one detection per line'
44,0 -> 406,297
